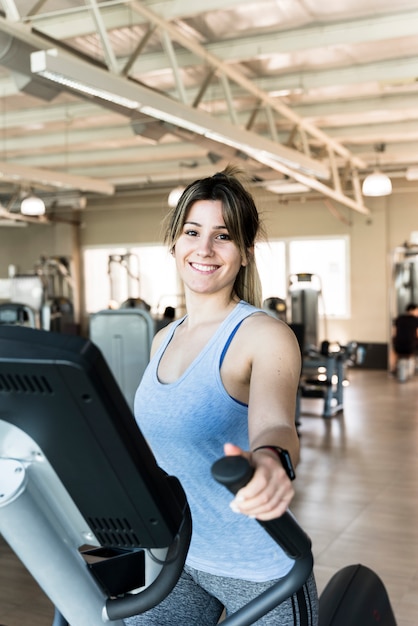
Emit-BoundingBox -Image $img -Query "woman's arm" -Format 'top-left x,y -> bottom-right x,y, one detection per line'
227,315 -> 302,521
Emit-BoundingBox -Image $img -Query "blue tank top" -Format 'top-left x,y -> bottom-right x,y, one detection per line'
134,300 -> 293,581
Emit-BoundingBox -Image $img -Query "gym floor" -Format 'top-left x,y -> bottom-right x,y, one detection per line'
0,368 -> 416,625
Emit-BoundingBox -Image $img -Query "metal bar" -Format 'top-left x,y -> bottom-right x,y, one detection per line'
160,29 -> 188,105
328,147 -> 342,194
122,23 -> 158,76
192,67 -> 216,108
85,0 -> 119,73
128,0 -> 366,169
218,72 -> 238,125
264,105 -> 278,142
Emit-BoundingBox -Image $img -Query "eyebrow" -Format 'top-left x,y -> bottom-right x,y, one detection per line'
184,220 -> 228,230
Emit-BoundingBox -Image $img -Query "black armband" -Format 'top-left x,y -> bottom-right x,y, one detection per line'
252,445 -> 296,481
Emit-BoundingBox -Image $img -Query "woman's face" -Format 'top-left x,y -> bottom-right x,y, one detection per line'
173,199 -> 246,297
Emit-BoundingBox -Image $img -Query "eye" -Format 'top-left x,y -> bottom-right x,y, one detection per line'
184,228 -> 198,236
216,232 -> 231,241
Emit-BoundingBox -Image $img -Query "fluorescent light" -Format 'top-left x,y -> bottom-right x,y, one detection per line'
269,88 -> 304,97
362,171 -> 392,197
31,49 -> 330,181
21,194 -> 46,216
262,181 -> 310,194
39,69 -> 140,109
31,50 -> 140,110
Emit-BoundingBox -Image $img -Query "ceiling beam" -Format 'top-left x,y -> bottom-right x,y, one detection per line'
0,161 -> 115,194
0,12 -> 371,214
22,4 -> 418,61
0,205 -> 50,224
30,46 -> 330,179
202,10 -> 418,60
115,53 -> 418,117
127,0 -> 366,170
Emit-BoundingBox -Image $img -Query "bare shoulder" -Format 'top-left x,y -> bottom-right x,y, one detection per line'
240,312 -> 301,372
242,312 -> 299,347
150,321 -> 174,357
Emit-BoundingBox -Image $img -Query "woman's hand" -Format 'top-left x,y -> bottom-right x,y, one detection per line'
224,442 -> 295,521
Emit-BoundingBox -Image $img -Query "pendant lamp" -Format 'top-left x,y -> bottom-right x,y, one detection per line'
21,193 -> 46,216
362,171 -> 392,197
362,143 -> 392,197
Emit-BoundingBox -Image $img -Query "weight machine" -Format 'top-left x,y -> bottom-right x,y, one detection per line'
0,255 -> 76,332
288,273 -> 323,353
287,273 -> 347,418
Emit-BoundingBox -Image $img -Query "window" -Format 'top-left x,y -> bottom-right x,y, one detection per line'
83,245 -> 179,315
255,240 -> 286,301
83,236 -> 349,318
255,237 -> 349,318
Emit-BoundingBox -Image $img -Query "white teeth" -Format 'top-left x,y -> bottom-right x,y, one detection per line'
192,263 -> 217,272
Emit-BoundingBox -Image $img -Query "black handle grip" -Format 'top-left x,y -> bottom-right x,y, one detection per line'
211,456 -> 311,560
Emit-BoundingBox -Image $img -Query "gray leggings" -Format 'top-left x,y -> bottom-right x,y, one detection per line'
124,565 -> 318,626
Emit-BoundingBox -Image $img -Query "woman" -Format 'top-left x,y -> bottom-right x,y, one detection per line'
126,166 -> 318,625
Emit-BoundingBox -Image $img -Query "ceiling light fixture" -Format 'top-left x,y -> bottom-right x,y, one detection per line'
258,180 -> 310,194
362,143 -> 392,197
31,49 -> 140,110
30,49 -> 329,180
168,186 -> 185,208
21,193 -> 46,216
362,171 -> 392,197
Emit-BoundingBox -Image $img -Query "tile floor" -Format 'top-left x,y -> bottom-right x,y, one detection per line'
292,368 -> 418,626
0,368 -> 416,625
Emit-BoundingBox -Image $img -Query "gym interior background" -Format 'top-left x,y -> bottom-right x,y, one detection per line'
0,0 -> 418,361
1,2 -> 418,625
0,0 -> 418,360
0,184 -> 416,356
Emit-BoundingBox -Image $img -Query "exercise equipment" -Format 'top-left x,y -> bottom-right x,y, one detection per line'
262,297 -> 287,322
319,563 -> 397,626
0,301 -> 37,327
298,347 -> 346,418
36,256 -> 75,333
213,456 -> 397,626
0,327 -> 397,625
89,308 -> 154,410
108,253 -> 143,308
212,456 -> 313,625
0,325 -> 190,626
289,273 -> 322,353
0,256 -> 76,333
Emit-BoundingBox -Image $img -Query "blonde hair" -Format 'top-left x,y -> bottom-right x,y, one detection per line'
163,165 -> 264,307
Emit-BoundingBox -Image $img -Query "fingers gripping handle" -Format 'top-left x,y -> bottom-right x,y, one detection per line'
211,456 -> 311,560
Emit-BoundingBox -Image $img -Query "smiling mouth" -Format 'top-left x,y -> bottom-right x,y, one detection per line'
190,262 -> 219,272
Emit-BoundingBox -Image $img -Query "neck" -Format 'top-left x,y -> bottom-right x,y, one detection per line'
183,291 -> 239,328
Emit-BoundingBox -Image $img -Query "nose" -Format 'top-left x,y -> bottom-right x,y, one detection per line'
196,234 -> 214,257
